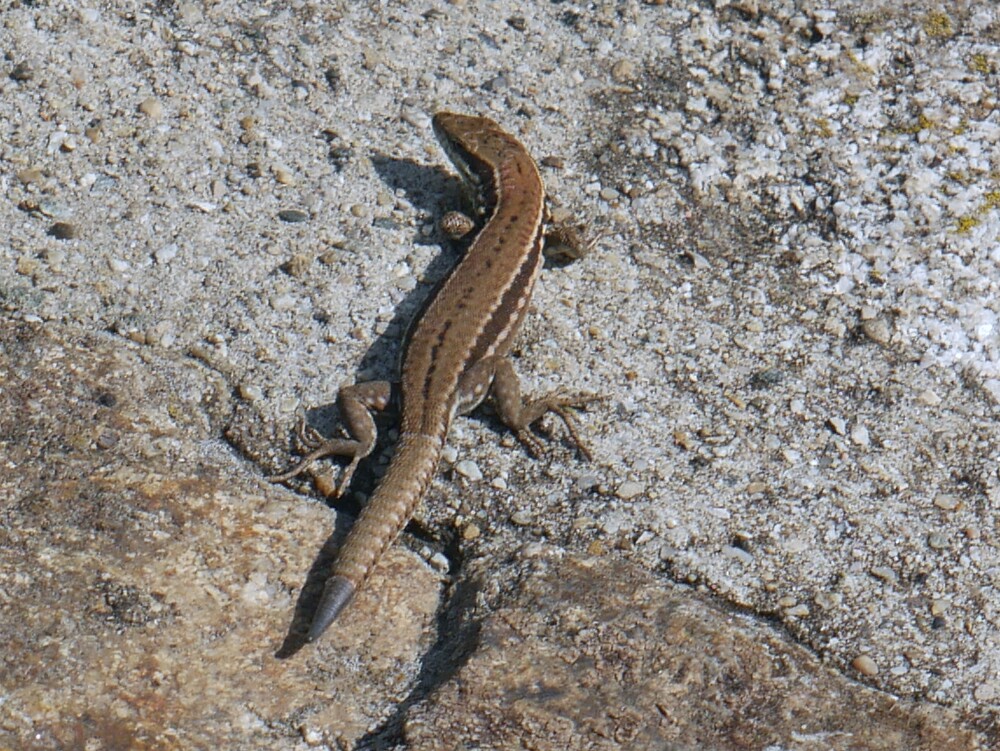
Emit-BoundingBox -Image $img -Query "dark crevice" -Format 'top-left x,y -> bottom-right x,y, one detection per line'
353,573 -> 483,750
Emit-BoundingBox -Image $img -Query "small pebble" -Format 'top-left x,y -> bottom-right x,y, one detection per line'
269,294 -> 296,312
154,244 -> 179,264
16,256 -> 39,276
45,247 -> 66,269
428,552 -> 449,573
37,200 -> 72,219
273,165 -> 295,185
973,683 -> 998,702
929,599 -> 949,616
238,383 -> 263,402
454,460 -> 482,482
177,2 -> 203,24
96,431 -> 119,450
861,317 -> 891,345
827,416 -> 847,435
871,566 -> 898,584
611,59 -> 637,82
814,591 -> 840,609
16,167 -> 43,184
299,725 -> 323,746
510,511 -> 532,526
281,253 -> 311,278
461,523 -> 480,541
278,209 -> 309,223
850,424 -> 870,447
916,389 -> 942,406
616,481 -> 644,500
722,545 -> 753,565
10,61 -> 33,82
933,493 -> 960,511
139,97 -> 163,119
48,222 -> 78,239
824,317 -> 846,338
506,15 -> 527,31
927,532 -> 949,550
440,210 -> 475,239
852,655 -> 879,676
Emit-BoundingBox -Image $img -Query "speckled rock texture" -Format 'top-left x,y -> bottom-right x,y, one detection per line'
0,321 -> 986,749
0,323 -> 440,749
405,549 -> 981,751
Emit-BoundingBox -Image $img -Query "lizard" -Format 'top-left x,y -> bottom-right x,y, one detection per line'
272,111 -> 598,642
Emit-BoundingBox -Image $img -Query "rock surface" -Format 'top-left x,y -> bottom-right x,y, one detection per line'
0,323 -> 441,749
0,322 -> 986,749
1,0 -> 999,748
406,549 -> 981,751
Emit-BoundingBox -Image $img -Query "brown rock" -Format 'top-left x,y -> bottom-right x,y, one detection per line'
0,322 -> 439,750
405,549 -> 984,750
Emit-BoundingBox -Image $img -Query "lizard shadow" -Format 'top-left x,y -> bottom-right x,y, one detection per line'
274,152 -> 470,658
356,571 -> 483,747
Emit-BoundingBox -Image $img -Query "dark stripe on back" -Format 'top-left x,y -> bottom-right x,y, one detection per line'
466,228 -> 544,365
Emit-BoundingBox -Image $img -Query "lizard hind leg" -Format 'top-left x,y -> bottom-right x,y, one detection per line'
269,380 -> 395,497
488,357 -> 603,461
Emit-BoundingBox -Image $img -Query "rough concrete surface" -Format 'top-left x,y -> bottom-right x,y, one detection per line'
1,0 -> 998,749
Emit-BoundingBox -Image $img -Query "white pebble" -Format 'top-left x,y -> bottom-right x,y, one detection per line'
454,460 -> 483,481
616,481 -> 644,500
428,552 -> 449,572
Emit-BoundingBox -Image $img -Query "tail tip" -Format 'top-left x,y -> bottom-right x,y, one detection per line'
306,576 -> 356,642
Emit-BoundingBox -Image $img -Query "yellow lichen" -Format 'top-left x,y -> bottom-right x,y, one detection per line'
843,93 -> 859,106
844,49 -> 874,75
956,216 -> 979,234
969,54 -> 990,74
923,12 -> 953,38
893,113 -> 935,136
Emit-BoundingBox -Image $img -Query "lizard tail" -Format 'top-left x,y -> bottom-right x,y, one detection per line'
307,432 -> 443,641
307,576 -> 356,641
